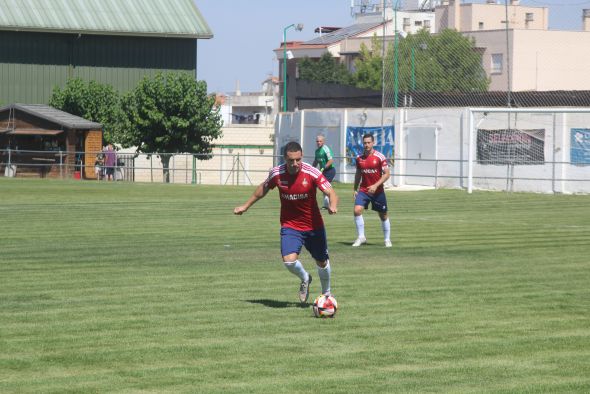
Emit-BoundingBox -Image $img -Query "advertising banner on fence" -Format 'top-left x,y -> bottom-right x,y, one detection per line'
571,128 -> 590,165
345,126 -> 394,165
477,129 -> 545,165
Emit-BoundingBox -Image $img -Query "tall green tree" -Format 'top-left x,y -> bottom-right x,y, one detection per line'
396,29 -> 489,93
119,72 -> 222,183
352,29 -> 489,93
352,35 -> 385,90
49,78 -> 123,143
298,52 -> 352,85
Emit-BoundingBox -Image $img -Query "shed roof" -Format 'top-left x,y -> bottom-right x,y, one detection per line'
0,104 -> 102,130
0,0 -> 212,38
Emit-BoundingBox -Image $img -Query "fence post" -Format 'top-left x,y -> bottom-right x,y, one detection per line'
59,150 -> 63,179
467,110 -> 474,194
192,154 -> 196,184
150,155 -> 153,183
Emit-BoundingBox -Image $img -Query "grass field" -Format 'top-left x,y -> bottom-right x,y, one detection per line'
1,178 -> 589,393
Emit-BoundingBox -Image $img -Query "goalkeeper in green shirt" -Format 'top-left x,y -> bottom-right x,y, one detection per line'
313,134 -> 336,209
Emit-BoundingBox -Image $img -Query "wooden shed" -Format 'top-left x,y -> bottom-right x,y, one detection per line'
0,104 -> 103,179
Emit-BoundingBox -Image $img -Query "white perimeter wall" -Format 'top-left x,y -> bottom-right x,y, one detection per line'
275,107 -> 590,194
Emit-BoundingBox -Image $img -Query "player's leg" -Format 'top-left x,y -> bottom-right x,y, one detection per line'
305,227 -> 332,295
353,192 -> 369,246
372,193 -> 392,247
280,227 -> 312,302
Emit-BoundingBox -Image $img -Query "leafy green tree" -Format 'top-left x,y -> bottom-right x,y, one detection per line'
49,78 -> 123,143
352,35 -> 385,91
351,29 -> 489,93
119,72 -> 222,183
298,52 -> 352,85
396,29 -> 489,92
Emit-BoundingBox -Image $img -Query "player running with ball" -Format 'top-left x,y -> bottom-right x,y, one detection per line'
234,141 -> 338,303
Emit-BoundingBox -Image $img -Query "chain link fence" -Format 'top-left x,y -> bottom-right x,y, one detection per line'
378,0 -> 590,109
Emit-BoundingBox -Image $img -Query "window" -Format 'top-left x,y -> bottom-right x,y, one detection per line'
479,22 -> 484,30
525,13 -> 534,22
491,53 -> 503,74
414,20 -> 422,27
403,18 -> 410,26
424,20 -> 431,29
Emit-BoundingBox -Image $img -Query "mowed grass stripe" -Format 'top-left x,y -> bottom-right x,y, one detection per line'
1,179 -> 589,393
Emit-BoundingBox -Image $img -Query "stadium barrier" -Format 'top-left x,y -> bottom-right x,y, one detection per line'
1,145 -> 589,194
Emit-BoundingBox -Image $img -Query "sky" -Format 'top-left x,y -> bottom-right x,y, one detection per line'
195,0 -> 590,95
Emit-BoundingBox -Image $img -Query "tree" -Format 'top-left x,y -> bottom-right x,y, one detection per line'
351,29 -> 489,93
49,78 -> 123,143
298,52 -> 352,85
352,35 -> 385,91
119,72 -> 222,183
396,29 -> 489,93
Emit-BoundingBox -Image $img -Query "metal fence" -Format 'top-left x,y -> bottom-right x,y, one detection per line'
2,148 -> 588,194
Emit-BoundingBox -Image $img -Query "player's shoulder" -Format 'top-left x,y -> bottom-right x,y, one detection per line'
269,164 -> 286,177
301,162 -> 322,178
373,150 -> 387,161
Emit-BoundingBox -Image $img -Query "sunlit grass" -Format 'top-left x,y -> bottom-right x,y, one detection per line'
1,178 -> 589,393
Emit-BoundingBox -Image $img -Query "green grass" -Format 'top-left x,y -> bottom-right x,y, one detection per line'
1,178 -> 589,393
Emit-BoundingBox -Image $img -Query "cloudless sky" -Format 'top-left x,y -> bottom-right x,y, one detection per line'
196,0 -> 589,94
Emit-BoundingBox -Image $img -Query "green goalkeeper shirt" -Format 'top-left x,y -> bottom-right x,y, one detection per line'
315,145 -> 333,170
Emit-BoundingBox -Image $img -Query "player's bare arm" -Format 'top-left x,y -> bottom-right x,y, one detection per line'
367,167 -> 390,194
353,168 -> 361,198
233,182 -> 269,215
323,187 -> 338,215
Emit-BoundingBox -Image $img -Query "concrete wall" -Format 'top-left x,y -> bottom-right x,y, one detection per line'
275,107 -> 590,194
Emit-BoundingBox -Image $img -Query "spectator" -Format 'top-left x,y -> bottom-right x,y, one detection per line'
104,144 -> 117,181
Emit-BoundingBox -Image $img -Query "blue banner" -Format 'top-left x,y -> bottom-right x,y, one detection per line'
346,126 -> 394,165
571,128 -> 590,165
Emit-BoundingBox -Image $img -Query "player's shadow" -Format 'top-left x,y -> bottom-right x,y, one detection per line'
245,299 -> 309,309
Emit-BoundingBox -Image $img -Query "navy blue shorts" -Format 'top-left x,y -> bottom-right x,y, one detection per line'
280,227 -> 329,262
355,191 -> 388,213
322,167 -> 336,182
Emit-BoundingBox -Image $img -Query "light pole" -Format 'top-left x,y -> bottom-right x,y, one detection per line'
393,0 -> 400,108
282,23 -> 303,112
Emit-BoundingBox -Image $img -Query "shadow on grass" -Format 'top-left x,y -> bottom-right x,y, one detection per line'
335,241 -> 376,246
245,299 -> 309,309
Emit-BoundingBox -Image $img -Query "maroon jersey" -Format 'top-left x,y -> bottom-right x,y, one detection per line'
356,150 -> 389,195
264,162 -> 331,231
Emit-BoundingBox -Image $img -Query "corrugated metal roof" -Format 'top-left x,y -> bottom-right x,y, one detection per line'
0,104 -> 103,130
0,0 -> 212,38
304,22 -> 383,45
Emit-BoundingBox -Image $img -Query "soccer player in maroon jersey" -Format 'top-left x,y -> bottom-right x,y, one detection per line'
234,141 -> 338,303
352,134 -> 392,248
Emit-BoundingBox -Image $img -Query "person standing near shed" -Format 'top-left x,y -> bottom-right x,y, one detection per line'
313,134 -> 336,209
104,144 -> 117,181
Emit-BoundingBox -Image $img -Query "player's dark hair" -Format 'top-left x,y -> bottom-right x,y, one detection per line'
362,133 -> 375,141
283,141 -> 302,155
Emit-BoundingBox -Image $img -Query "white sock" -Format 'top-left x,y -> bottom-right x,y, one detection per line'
317,260 -> 331,295
284,260 -> 309,282
323,195 -> 330,208
381,218 -> 391,241
355,215 -> 365,238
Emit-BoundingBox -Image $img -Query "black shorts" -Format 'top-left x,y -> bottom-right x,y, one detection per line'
322,167 -> 336,182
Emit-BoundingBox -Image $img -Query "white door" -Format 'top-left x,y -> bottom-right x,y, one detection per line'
405,126 -> 437,186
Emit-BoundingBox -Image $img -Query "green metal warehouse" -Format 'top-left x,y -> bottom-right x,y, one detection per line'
0,0 -> 213,104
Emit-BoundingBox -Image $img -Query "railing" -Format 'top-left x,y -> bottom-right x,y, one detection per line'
1,149 -> 588,194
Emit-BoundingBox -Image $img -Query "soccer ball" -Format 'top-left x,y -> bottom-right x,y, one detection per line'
312,294 -> 338,318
